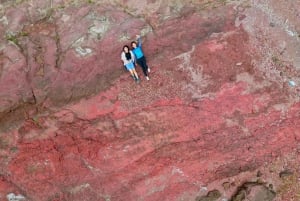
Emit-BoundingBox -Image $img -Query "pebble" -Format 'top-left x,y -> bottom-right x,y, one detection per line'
288,80 -> 296,86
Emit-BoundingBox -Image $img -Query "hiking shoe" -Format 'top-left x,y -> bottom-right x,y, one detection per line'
146,76 -> 150,81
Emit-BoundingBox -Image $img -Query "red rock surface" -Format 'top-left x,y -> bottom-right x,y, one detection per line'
1,0 -> 300,201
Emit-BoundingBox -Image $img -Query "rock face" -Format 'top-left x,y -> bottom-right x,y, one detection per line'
1,0 -> 300,201
231,182 -> 276,201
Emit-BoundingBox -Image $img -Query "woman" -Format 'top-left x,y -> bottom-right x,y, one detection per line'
131,35 -> 150,81
121,45 -> 140,83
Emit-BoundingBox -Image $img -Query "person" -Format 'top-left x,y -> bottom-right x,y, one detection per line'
131,35 -> 150,81
121,45 -> 140,83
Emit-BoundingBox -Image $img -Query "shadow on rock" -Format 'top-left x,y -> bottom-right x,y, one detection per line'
231,181 -> 276,201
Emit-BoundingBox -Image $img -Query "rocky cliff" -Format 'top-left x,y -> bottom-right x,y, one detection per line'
0,0 -> 300,201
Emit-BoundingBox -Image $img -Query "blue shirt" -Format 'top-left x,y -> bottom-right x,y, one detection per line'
132,38 -> 144,59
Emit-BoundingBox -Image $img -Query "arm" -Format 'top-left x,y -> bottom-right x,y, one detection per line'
121,52 -> 126,64
136,35 -> 142,47
130,51 -> 135,63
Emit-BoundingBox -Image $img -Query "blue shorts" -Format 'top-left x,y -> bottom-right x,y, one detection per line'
125,62 -> 135,70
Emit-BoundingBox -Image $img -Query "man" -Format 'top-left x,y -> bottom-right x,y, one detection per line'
131,35 -> 151,81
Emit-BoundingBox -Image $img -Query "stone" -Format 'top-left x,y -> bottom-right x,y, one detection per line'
248,185 -> 276,201
257,170 -> 263,177
279,170 -> 294,179
222,182 -> 231,190
196,190 -> 221,201
231,182 -> 276,201
232,190 -> 246,201
256,178 -> 265,184
6,193 -> 26,201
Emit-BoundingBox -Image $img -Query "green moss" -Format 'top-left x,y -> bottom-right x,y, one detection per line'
10,146 -> 18,153
31,116 -> 43,128
199,0 -> 230,10
5,34 -> 19,45
32,116 -> 39,123
20,31 -> 29,37
15,0 -> 25,5
219,0 -> 228,5
42,8 -> 54,21
5,31 -> 28,48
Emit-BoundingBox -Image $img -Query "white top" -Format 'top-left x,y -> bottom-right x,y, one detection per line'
121,51 -> 135,65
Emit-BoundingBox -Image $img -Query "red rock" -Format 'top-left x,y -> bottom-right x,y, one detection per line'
0,0 -> 300,201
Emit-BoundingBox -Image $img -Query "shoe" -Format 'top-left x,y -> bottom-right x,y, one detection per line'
135,78 -> 140,83
147,68 -> 150,73
146,76 -> 150,81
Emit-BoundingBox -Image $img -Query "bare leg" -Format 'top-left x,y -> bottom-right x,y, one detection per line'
129,69 -> 139,83
129,69 -> 135,78
132,69 -> 139,79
